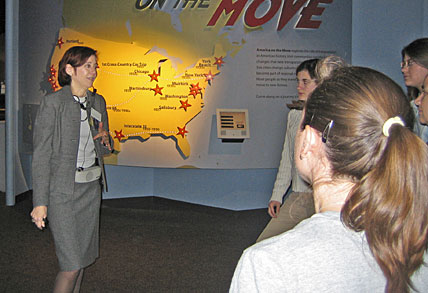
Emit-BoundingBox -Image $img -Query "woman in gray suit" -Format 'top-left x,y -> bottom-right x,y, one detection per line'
30,46 -> 113,292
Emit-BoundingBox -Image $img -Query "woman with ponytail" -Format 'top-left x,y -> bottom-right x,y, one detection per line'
230,66 -> 428,292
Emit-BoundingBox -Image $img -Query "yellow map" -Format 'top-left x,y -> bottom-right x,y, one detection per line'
49,0 -> 245,164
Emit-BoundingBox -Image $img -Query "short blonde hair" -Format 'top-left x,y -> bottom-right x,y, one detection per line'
315,55 -> 348,82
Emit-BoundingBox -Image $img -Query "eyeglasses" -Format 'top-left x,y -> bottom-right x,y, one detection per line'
400,59 -> 416,69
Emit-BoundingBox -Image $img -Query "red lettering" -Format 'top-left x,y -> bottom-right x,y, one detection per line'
207,0 -> 248,26
207,0 -> 332,30
244,0 -> 282,28
296,0 -> 333,28
277,0 -> 307,31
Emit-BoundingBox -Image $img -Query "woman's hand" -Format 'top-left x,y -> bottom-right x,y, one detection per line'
268,200 -> 281,218
93,122 -> 112,151
30,206 -> 48,230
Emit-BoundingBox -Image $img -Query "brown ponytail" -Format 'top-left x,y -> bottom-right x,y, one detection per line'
344,127 -> 428,292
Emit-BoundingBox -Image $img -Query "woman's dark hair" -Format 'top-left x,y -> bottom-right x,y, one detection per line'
58,46 -> 97,87
401,38 -> 428,99
302,66 -> 428,293
402,38 -> 428,68
295,58 -> 318,79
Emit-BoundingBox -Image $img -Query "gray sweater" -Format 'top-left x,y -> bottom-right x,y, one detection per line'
230,212 -> 428,292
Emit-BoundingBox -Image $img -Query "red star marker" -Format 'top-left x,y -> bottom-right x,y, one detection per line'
189,83 -> 202,98
56,37 -> 65,49
114,129 -> 125,142
214,56 -> 225,69
50,65 -> 57,77
177,125 -> 188,138
179,99 -> 192,111
151,84 -> 163,96
189,83 -> 202,93
148,70 -> 160,82
189,90 -> 198,98
204,70 -> 217,85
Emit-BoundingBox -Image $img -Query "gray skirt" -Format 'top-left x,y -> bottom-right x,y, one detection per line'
48,180 -> 101,271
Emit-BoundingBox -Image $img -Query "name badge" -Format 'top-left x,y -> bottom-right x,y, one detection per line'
91,108 -> 102,122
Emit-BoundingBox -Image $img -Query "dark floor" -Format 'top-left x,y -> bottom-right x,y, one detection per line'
0,191 -> 270,292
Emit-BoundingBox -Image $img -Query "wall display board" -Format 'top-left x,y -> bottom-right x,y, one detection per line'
216,108 -> 250,142
47,0 -> 351,169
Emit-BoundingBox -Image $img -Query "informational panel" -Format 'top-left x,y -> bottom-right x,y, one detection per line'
216,109 -> 250,142
47,0 -> 351,169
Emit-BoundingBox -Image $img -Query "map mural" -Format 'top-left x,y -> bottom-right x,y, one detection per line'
47,0 -> 351,168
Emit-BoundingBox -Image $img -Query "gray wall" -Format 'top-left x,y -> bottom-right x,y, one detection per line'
352,0 -> 428,86
16,0 -> 428,210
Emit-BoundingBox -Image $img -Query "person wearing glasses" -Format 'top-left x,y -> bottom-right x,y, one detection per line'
231,66 -> 428,292
401,38 -> 428,141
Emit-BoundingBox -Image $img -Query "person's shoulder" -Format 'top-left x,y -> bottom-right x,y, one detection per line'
288,108 -> 302,115
236,214 -> 339,282
238,213 -> 385,291
245,212 -> 365,273
254,212 -> 345,254
91,89 -> 102,97
90,90 -> 106,103
287,109 -> 303,120
286,109 -> 303,131
289,212 -> 346,238
43,87 -> 69,104
46,86 -> 65,96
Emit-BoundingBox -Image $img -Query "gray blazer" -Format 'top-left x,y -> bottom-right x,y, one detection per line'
32,85 -> 113,207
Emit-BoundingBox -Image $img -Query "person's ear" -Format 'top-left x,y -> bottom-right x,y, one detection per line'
300,125 -> 322,159
65,64 -> 74,77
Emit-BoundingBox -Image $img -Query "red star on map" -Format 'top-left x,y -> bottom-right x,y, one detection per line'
189,83 -> 202,98
189,90 -> 198,98
48,65 -> 59,91
179,99 -> 192,111
148,70 -> 160,82
190,83 -> 202,93
177,125 -> 188,138
151,84 -> 163,96
51,82 -> 59,91
204,70 -> 218,86
114,129 -> 125,142
56,37 -> 65,49
214,56 -> 225,69
50,65 -> 57,77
